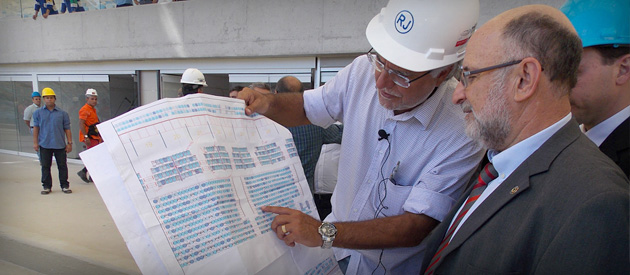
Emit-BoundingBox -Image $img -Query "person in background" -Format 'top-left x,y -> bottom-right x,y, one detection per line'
24,91 -> 42,160
229,86 -> 244,98
249,82 -> 272,94
33,87 -> 74,195
24,91 -> 42,132
116,0 -> 133,8
561,0 -> 629,178
421,5 -> 628,274
238,0 -> 484,273
275,75 -> 343,219
135,0 -> 157,4
180,68 -> 207,96
33,0 -> 58,20
60,0 -> 84,13
77,88 -> 102,183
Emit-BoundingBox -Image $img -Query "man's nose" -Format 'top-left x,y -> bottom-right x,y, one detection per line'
452,80 -> 467,105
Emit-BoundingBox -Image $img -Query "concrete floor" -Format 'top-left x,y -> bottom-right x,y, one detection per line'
0,152 -> 141,275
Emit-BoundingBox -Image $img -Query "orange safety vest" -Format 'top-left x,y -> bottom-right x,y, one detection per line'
78,103 -> 101,142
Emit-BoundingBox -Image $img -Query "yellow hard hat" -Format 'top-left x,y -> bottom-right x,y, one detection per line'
42,87 -> 56,97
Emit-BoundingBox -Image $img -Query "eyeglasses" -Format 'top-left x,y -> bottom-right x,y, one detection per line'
367,49 -> 431,88
459,60 -> 522,88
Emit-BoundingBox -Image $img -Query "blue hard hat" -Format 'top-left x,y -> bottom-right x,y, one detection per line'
561,0 -> 630,48
31,91 -> 41,98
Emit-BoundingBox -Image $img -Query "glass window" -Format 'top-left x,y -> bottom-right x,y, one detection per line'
36,74 -> 136,159
0,77 -> 32,153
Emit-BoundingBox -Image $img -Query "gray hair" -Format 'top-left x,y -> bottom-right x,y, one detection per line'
501,11 -> 582,95
249,82 -> 271,92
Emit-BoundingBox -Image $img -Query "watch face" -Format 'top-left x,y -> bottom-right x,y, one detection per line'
320,223 -> 337,237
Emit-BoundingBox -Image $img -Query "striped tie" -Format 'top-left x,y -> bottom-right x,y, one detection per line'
424,163 -> 498,275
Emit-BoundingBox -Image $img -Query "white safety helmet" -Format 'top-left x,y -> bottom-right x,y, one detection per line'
85,88 -> 98,97
180,68 -> 208,87
366,0 -> 479,72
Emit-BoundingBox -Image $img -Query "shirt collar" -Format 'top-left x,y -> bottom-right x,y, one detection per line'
489,113 -> 572,179
583,105 -> 630,146
42,105 -> 60,112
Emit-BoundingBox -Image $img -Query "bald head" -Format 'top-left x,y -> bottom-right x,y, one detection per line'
454,5 -> 582,151
470,5 -> 581,94
275,76 -> 304,94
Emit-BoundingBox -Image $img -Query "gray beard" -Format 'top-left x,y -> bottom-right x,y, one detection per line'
464,80 -> 511,150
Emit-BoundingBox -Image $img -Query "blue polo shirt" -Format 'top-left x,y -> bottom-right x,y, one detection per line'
33,106 -> 71,149
35,0 -> 59,16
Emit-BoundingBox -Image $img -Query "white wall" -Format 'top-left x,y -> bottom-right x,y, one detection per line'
0,0 -> 388,64
0,0 -> 566,66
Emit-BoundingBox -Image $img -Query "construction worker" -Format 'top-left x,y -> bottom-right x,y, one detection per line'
33,87 -> 73,195
561,0 -> 630,178
77,88 -> 102,183
238,0 -> 484,273
24,91 -> 41,132
180,68 -> 207,96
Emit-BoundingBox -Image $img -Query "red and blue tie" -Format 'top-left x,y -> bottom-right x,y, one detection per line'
425,163 -> 499,275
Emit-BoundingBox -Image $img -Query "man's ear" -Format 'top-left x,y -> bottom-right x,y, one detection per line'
435,65 -> 454,83
513,57 -> 542,102
615,53 -> 630,86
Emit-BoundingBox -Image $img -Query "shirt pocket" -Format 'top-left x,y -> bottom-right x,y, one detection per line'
372,179 -> 413,217
51,114 -> 64,126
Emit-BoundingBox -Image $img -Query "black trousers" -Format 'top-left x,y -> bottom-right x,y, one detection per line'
313,193 -> 333,220
39,147 -> 69,190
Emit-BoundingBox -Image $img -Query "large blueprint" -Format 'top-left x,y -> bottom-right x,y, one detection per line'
81,94 -> 340,274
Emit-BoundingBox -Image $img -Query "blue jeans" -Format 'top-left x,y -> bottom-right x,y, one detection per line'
39,147 -> 69,190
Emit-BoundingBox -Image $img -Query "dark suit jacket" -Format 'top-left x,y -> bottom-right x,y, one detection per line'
599,117 -> 629,178
421,120 -> 629,274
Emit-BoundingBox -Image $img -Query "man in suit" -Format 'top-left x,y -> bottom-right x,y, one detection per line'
421,5 -> 629,274
561,0 -> 629,178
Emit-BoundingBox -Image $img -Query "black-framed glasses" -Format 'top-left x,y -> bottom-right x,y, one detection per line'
366,49 -> 431,88
460,59 -> 523,88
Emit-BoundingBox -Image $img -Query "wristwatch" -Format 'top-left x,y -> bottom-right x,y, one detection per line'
318,222 -> 337,249
67,141 -> 73,145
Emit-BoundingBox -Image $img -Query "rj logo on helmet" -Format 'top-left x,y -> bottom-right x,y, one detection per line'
395,10 -> 414,34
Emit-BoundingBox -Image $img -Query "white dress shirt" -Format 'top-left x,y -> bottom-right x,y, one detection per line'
448,113 -> 572,241
582,105 -> 630,146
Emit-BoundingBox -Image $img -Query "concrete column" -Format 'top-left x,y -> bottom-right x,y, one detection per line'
139,70 -> 160,105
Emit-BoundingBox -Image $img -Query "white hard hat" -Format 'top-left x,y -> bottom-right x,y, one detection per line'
366,0 -> 479,72
85,88 -> 98,97
180,68 -> 208,87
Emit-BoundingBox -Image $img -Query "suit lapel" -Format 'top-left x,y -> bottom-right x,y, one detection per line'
439,120 -> 582,259
599,117 -> 629,163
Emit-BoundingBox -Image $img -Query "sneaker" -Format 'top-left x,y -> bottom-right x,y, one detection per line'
62,188 -> 72,194
41,189 -> 51,195
77,170 -> 89,183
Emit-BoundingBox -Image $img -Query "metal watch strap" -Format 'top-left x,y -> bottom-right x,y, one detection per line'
318,222 -> 337,249
321,236 -> 334,249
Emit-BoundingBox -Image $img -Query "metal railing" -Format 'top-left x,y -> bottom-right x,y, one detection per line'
0,0 -> 178,19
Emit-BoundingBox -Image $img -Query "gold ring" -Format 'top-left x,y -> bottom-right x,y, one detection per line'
281,225 -> 287,234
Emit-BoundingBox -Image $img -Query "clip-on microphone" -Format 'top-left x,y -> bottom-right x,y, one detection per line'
378,129 -> 390,141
